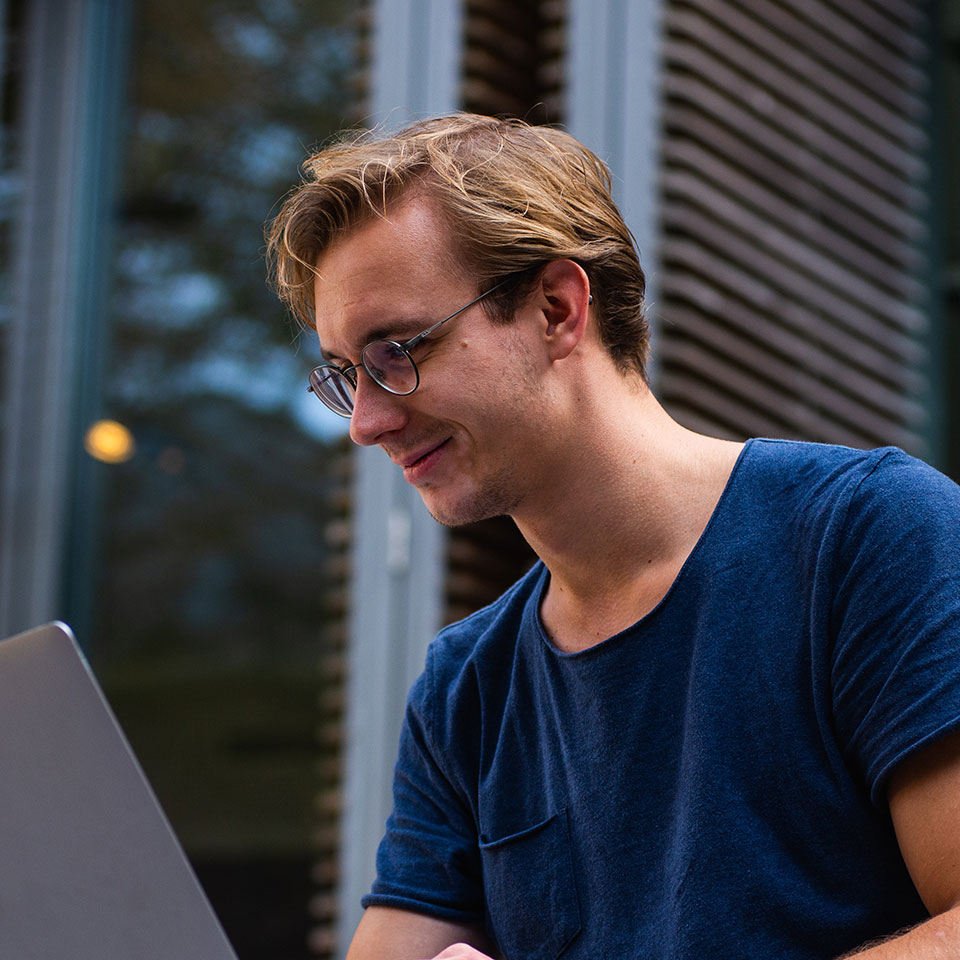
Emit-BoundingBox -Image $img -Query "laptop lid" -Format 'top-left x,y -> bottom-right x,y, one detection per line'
0,621 -> 238,960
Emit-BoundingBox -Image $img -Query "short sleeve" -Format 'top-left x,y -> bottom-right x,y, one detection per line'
830,450 -> 960,805
362,660 -> 484,923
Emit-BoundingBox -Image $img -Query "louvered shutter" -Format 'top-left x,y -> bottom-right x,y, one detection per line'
462,0 -> 566,122
656,0 -> 932,455
941,3 -> 960,481
309,439 -> 353,959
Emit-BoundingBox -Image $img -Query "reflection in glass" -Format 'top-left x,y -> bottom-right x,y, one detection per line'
93,2 -> 356,957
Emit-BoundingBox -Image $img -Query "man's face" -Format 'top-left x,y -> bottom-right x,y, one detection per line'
313,197 -> 550,526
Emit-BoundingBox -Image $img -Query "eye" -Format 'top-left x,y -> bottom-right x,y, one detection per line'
381,341 -> 408,362
362,340 -> 419,393
364,341 -> 406,376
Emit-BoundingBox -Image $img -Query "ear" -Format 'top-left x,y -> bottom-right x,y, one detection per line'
537,259 -> 592,362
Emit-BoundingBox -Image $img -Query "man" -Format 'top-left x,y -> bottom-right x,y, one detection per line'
266,114 -> 960,959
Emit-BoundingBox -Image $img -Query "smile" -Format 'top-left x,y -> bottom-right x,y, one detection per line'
397,438 -> 451,481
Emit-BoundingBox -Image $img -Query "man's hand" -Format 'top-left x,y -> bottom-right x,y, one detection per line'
424,944 -> 496,960
347,906 -> 496,960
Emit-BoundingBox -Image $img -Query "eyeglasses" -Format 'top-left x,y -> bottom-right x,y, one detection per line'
307,280 -> 507,418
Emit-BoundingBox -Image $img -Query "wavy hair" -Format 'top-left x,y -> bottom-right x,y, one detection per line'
265,113 -> 648,378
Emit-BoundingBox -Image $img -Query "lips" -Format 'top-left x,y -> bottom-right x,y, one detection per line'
394,438 -> 448,469
393,438 -> 451,481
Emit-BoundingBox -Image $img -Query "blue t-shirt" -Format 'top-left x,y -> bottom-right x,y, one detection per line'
364,439 -> 960,959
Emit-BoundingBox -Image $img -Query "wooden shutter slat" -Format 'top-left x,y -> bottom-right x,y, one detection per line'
663,37 -> 926,194
660,278 -> 926,413
662,73 -> 927,237
661,199 -> 926,339
665,337 -> 901,443
662,139 -> 923,297
774,0 -> 927,74
721,0 -> 926,115
671,4 -> 926,153
665,367 -> 920,450
660,240 -> 925,386
866,0 -> 928,32
663,103 -> 925,263
660,0 -> 930,463
664,305 -> 926,436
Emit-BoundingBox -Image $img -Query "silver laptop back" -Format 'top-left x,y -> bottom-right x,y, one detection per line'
0,622 -> 238,959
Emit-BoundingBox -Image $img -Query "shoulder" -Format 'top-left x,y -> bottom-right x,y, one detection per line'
410,562 -> 546,727
744,437 -> 906,488
815,449 -> 960,800
742,439 -> 958,528
844,446 -> 960,522
831,447 -> 960,585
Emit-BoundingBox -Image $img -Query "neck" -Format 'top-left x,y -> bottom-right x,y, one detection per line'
512,384 -> 743,652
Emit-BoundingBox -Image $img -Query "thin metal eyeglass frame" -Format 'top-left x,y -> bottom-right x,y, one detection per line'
307,279 -> 508,418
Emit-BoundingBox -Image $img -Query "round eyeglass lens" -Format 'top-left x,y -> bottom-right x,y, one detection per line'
309,366 -> 355,418
361,340 -> 419,395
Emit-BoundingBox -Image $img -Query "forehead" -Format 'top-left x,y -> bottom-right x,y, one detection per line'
313,197 -> 465,353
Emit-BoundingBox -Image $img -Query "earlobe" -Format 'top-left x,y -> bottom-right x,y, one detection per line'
539,259 -> 592,362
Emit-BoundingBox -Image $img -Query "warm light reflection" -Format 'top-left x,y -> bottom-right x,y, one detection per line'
84,419 -> 135,464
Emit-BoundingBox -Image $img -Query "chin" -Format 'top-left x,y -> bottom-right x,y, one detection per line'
420,496 -> 491,529
426,505 -> 504,529
418,481 -> 520,529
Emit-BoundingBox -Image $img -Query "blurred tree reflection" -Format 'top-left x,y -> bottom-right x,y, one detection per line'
92,2 -> 356,957
101,0 -> 353,665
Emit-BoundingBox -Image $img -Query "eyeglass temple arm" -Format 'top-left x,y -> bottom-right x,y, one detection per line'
403,280 -> 509,352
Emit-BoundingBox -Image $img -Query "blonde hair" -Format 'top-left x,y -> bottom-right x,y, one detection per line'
265,113 -> 648,378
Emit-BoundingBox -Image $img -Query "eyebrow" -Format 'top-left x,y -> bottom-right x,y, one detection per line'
323,315 -> 435,363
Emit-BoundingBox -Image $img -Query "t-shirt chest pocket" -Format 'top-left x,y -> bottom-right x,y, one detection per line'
478,809 -> 581,960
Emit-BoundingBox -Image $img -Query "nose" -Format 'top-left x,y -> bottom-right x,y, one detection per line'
348,372 -> 409,446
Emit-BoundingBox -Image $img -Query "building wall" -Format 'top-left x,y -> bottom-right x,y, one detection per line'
656,0 -> 936,456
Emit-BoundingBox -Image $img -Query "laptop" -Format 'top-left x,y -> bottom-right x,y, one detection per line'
0,621 -> 238,959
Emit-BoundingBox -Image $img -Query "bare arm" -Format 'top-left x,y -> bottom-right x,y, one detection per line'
840,729 -> 960,958
345,906 -> 497,960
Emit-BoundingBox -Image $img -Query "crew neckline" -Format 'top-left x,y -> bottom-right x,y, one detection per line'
531,438 -> 758,659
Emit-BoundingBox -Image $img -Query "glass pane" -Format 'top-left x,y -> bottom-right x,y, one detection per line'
0,0 -> 25,453
89,2 -> 354,957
